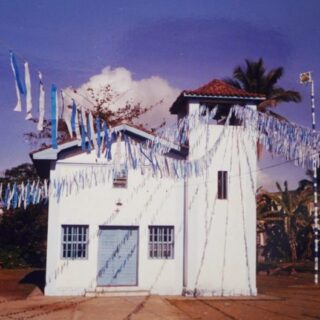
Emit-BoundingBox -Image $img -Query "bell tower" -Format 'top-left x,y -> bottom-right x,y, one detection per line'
170,79 -> 265,296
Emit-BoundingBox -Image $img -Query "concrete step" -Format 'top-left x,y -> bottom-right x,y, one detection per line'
85,289 -> 150,297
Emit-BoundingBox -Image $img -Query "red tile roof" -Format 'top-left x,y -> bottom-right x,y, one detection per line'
170,79 -> 265,114
183,79 -> 265,98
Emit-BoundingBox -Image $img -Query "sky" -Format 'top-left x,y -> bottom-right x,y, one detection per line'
0,0 -> 319,190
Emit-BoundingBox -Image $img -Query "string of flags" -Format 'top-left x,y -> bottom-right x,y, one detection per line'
8,51 -> 194,152
233,105 -> 320,168
50,111 -> 233,202
5,50 -> 320,211
0,179 -> 48,210
7,50 -> 320,169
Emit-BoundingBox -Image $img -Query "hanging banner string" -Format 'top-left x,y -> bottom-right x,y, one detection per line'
49,109 -> 232,202
0,179 -> 48,210
7,47 -> 320,174
233,105 -> 320,169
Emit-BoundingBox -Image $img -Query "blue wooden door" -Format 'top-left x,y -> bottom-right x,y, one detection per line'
97,227 -> 138,286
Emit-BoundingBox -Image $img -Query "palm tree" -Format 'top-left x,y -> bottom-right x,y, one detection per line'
257,181 -> 312,263
227,58 -> 301,115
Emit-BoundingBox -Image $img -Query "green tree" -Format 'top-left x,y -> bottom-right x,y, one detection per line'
227,58 -> 301,114
0,163 -> 38,184
0,203 -> 48,268
0,162 -> 39,202
0,163 -> 47,268
257,181 -> 312,262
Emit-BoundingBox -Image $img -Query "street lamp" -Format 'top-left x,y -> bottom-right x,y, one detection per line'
300,71 -> 319,285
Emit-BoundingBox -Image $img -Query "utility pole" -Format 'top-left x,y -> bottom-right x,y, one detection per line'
300,71 -> 319,285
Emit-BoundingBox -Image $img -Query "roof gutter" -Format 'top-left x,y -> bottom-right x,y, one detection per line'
183,93 -> 266,101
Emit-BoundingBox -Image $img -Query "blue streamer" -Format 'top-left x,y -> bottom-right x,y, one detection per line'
139,144 -> 152,165
26,181 -> 31,207
86,114 -> 92,153
107,132 -> 116,160
103,122 -> 109,158
51,85 -> 58,149
12,183 -> 18,209
96,117 -> 102,157
124,134 -> 137,169
9,51 -> 26,94
71,99 -> 77,136
3,184 -> 10,208
103,123 -> 115,160
80,112 -> 86,151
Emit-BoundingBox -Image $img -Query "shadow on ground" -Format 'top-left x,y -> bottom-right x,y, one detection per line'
19,270 -> 45,293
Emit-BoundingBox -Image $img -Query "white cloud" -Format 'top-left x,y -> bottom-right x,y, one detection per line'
63,66 -> 180,128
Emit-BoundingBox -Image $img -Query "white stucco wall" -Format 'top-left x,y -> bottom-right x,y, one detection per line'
45,150 -> 184,296
44,102 -> 257,297
185,102 -> 257,296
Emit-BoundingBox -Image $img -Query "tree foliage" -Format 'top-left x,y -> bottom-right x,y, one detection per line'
24,85 -> 164,148
0,163 -> 39,184
0,163 -> 47,268
0,203 -> 48,268
257,181 -> 313,262
226,58 -> 301,114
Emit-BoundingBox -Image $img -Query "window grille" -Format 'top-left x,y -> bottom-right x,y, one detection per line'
61,225 -> 88,259
113,168 -> 128,188
218,171 -> 228,199
149,226 -> 174,259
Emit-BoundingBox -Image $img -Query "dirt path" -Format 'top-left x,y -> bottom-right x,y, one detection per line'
168,274 -> 320,320
0,270 -> 319,319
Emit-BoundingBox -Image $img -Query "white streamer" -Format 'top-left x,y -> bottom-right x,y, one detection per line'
37,72 -> 45,131
25,61 -> 33,120
89,112 -> 98,153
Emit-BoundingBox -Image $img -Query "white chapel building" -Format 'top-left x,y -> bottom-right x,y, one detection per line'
31,79 -> 265,296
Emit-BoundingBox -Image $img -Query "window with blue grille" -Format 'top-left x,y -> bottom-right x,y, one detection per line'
61,225 -> 88,259
149,226 -> 174,259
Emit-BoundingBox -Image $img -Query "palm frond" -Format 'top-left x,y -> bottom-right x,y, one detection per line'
270,88 -> 302,103
230,58 -> 302,109
233,66 -> 251,90
265,67 -> 283,89
223,78 -> 242,89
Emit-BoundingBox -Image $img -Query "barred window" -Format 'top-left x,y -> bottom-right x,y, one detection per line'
61,225 -> 88,259
113,168 -> 128,188
218,171 -> 228,199
149,226 -> 174,259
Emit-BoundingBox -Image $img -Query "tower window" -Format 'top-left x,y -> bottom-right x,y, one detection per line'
218,171 -> 228,199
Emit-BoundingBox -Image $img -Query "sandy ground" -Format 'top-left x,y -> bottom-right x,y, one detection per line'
0,269 -> 319,319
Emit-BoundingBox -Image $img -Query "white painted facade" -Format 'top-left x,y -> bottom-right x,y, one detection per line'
184,103 -> 257,296
34,99 -> 258,297
45,152 -> 184,296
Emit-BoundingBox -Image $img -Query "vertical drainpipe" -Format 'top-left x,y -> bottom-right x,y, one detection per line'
182,101 -> 190,295
183,175 -> 188,294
